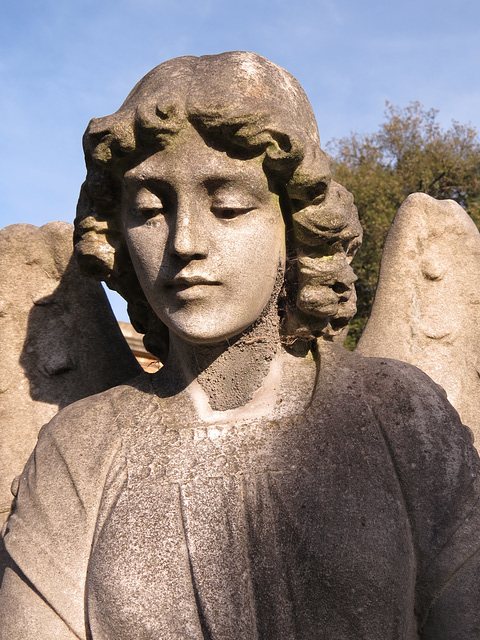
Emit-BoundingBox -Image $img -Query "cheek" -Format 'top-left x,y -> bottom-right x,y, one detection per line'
225,216 -> 285,293
247,215 -> 285,271
124,221 -> 169,280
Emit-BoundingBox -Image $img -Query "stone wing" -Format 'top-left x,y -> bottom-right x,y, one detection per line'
0,222 -> 141,527
356,193 -> 480,446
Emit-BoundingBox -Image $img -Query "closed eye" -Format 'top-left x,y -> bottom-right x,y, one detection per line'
133,206 -> 164,219
211,206 -> 255,220
130,186 -> 168,219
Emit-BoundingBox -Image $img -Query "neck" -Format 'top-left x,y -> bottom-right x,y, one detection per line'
165,295 -> 282,411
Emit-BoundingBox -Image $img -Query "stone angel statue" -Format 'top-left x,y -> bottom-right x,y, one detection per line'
1,52 -> 480,639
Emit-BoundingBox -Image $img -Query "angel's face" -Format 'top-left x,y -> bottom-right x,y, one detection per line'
121,126 -> 286,344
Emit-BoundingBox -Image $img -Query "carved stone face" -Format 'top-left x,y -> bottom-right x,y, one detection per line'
122,126 -> 286,344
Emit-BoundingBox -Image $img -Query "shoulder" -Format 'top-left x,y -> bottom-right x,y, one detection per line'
3,373 -> 156,561
319,340 -> 448,394
316,342 -> 479,519
5,370 -> 154,497
317,342 -> 467,438
47,370 -> 155,426
38,372 -> 156,454
318,342 -> 480,564
18,371 -> 160,512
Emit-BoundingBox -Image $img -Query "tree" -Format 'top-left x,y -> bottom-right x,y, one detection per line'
328,102 -> 480,348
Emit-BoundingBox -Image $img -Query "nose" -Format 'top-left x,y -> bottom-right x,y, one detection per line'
171,202 -> 208,260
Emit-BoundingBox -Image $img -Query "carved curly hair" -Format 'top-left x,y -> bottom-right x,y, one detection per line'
74,52 -> 362,361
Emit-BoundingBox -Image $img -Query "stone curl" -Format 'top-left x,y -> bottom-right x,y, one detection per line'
74,54 -> 362,359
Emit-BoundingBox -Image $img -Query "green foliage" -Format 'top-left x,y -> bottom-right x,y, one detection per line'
328,102 -> 480,347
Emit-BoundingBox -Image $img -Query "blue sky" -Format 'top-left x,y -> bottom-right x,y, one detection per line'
1,0 -> 479,320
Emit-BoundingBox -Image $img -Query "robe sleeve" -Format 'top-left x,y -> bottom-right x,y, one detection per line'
363,357 -> 480,639
0,393 -> 125,640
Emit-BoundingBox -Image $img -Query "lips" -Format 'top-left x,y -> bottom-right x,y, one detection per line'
163,275 -> 222,302
165,275 -> 221,289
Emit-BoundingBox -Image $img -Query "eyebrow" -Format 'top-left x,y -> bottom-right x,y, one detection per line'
124,173 -> 263,192
203,177 -> 251,193
122,164 -> 270,201
122,175 -> 173,195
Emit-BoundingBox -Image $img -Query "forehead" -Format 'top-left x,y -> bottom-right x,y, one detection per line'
123,126 -> 267,188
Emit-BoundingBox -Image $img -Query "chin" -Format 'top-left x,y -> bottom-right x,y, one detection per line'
173,329 -> 244,345
168,319 -> 255,346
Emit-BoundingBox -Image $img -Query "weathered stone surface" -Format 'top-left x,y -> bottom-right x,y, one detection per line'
3,345 -> 480,639
0,222 -> 141,528
1,55 -> 480,639
357,193 -> 480,445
